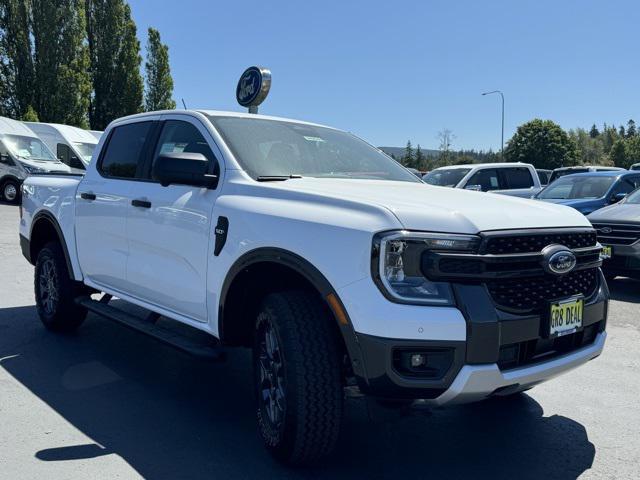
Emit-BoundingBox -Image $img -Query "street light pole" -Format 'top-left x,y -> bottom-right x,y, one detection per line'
482,90 -> 504,160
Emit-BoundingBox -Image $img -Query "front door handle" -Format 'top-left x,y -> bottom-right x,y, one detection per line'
131,199 -> 152,209
80,192 -> 96,201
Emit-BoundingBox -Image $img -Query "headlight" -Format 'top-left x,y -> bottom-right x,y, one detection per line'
372,231 -> 480,305
23,165 -> 46,174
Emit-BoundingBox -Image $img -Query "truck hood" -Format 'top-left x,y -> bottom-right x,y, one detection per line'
587,203 -> 640,222
17,157 -> 74,173
270,178 -> 590,233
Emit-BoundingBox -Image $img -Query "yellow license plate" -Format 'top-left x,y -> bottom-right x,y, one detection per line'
549,298 -> 583,337
601,245 -> 612,259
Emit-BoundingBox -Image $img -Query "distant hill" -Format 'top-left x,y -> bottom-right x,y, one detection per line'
378,146 -> 440,159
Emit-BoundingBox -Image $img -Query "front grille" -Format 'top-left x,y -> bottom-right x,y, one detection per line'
483,230 -> 597,254
497,321 -> 602,370
486,269 -> 598,312
592,222 -> 640,245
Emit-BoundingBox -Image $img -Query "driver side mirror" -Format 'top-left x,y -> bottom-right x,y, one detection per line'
611,193 -> 627,203
152,152 -> 218,188
464,184 -> 482,191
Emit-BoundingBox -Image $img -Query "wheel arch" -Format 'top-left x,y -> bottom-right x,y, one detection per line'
218,248 -> 364,375
29,210 -> 75,278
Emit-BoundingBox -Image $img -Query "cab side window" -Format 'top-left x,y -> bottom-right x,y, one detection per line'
57,144 -> 71,165
501,167 -> 534,189
151,120 -> 219,177
611,179 -> 636,197
99,122 -> 153,179
467,168 -> 500,191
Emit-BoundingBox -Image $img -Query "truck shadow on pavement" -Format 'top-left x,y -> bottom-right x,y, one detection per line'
0,305 -> 595,480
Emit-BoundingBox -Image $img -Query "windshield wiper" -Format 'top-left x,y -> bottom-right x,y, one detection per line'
256,175 -> 303,182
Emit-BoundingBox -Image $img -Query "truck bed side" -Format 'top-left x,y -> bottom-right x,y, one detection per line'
19,174 -> 83,280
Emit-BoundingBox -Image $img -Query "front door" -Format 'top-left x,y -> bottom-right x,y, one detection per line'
124,115 -> 222,322
75,120 -> 155,292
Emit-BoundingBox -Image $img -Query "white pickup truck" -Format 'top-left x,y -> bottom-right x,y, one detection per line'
19,110 -> 608,465
424,162 -> 544,198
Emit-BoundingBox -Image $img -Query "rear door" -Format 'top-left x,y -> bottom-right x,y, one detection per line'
75,119 -> 157,292
124,115 -> 222,322
495,167 -> 536,197
464,168 -> 500,192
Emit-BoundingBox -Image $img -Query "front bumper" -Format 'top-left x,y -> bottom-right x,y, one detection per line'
349,269 -> 608,402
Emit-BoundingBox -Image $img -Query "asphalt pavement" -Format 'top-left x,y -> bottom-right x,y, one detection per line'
0,202 -> 638,479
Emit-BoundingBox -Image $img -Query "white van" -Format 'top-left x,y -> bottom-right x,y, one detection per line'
25,122 -> 98,170
88,130 -> 103,141
0,117 -> 76,203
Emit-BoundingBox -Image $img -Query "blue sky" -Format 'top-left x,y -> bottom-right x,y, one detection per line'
129,0 -> 640,151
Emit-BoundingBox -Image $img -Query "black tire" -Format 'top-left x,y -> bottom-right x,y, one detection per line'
34,241 -> 87,332
1,179 -> 20,203
253,291 -> 343,465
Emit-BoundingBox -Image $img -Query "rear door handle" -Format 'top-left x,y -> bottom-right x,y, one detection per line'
80,192 -> 96,201
131,199 -> 152,209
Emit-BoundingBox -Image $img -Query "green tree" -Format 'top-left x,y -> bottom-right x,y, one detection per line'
626,119 -> 636,138
21,104 -> 38,121
402,140 -> 414,167
505,119 -> 577,169
31,0 -> 91,127
0,0 -> 34,118
86,0 -> 143,129
626,137 -> 640,166
414,144 -> 425,170
144,27 -> 175,111
609,139 -> 628,168
589,124 -> 599,138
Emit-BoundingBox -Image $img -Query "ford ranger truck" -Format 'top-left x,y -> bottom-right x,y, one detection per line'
19,110 -> 608,465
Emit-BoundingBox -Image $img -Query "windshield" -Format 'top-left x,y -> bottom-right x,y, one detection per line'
624,188 -> 640,204
72,142 -> 96,163
208,116 -> 420,182
423,168 -> 471,187
537,175 -> 616,200
1,134 -> 57,161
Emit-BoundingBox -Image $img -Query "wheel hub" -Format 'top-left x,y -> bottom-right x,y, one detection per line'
258,322 -> 285,428
4,183 -> 16,201
38,259 -> 58,314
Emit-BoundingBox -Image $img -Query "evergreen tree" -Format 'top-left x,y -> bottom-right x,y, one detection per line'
86,0 -> 143,129
609,139 -> 627,168
619,125 -> 626,138
31,0 -> 91,127
589,124 -> 599,138
414,144 -> 425,170
0,0 -> 34,118
144,27 -> 175,111
403,140 -> 414,167
626,119 -> 636,138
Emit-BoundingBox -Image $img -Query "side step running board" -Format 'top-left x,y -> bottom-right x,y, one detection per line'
76,296 -> 225,362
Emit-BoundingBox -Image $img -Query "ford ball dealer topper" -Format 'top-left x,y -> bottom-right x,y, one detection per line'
19,67 -> 608,465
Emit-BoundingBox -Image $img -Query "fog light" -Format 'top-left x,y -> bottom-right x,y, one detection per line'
410,353 -> 427,367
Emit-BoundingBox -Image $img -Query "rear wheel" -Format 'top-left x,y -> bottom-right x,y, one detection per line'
34,242 -> 87,332
1,179 -> 19,203
253,291 -> 343,465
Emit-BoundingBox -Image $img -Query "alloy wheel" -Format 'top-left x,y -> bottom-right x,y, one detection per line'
38,258 -> 58,315
257,321 -> 286,429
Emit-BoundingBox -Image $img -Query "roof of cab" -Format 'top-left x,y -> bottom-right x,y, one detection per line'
24,122 -> 97,144
561,170 -> 632,178
0,116 -> 39,137
107,109 -> 334,130
434,162 -> 529,170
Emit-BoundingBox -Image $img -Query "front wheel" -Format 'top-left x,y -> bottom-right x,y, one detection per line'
1,179 -> 19,203
253,291 -> 343,465
34,242 -> 87,332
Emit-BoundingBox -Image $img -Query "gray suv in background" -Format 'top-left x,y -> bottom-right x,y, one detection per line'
589,187 -> 640,280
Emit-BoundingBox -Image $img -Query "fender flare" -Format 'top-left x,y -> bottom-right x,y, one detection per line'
29,210 -> 75,277
219,247 -> 365,376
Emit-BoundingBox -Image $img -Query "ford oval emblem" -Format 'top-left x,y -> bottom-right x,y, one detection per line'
600,227 -> 612,234
541,244 -> 577,275
236,66 -> 271,108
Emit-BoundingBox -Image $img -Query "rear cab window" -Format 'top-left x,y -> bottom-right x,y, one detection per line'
500,167 -> 534,189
